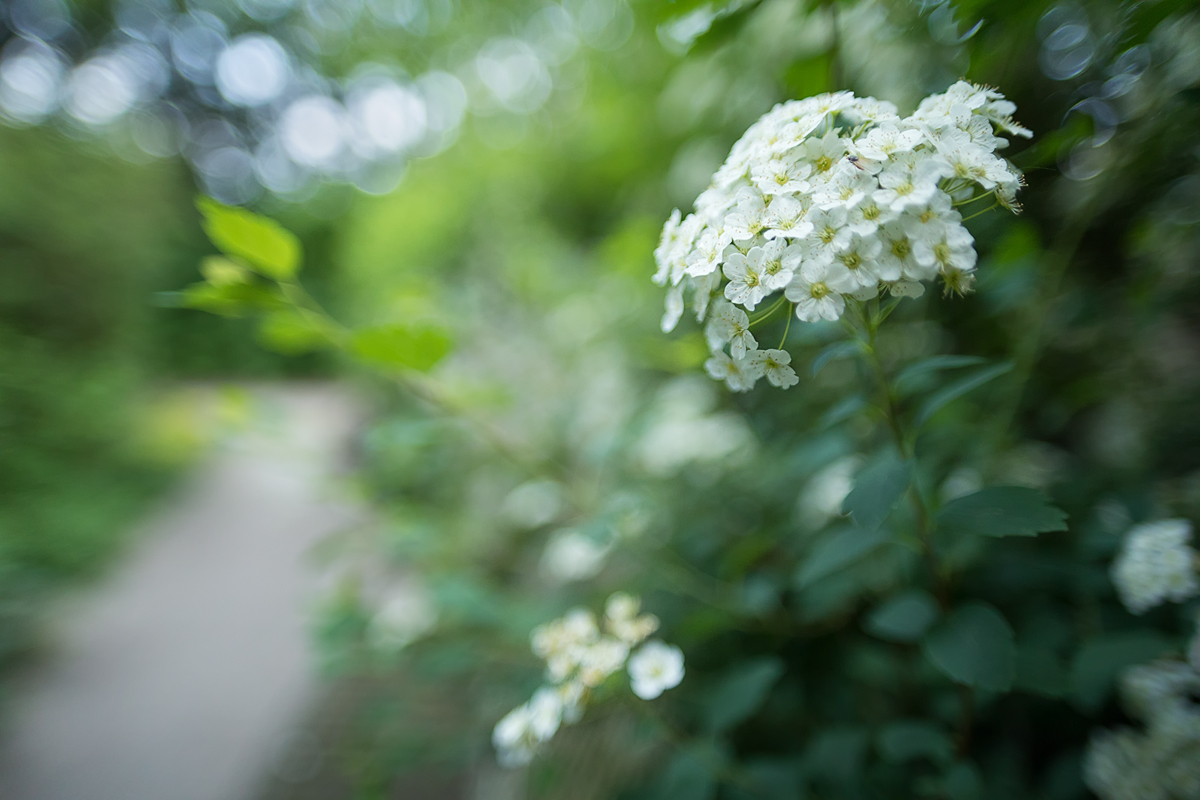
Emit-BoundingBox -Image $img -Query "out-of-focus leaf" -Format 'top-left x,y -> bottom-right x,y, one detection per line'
1069,631 -> 1172,712
199,255 -> 249,287
914,361 -> 1013,428
937,487 -> 1068,538
174,281 -> 284,317
876,719 -> 953,765
726,758 -> 804,800
257,309 -> 336,355
804,727 -> 868,785
894,355 -> 987,396
811,340 -> 861,376
864,589 -> 939,643
651,743 -> 722,800
705,656 -> 785,733
820,395 -> 868,429
923,602 -> 1015,691
1014,647 -> 1069,698
196,196 -> 301,280
842,450 -> 912,531
917,762 -> 983,800
795,527 -> 888,589
351,323 -> 453,373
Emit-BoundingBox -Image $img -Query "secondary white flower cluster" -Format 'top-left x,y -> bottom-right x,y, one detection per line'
1084,659 -> 1200,800
652,82 -> 1030,393
1111,519 -> 1200,615
492,593 -> 684,767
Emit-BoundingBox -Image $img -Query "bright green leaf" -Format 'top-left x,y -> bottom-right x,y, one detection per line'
257,309 -> 336,355
175,281 -> 284,318
705,657 -> 785,733
351,323 -> 453,373
199,255 -> 249,287
923,602 -> 1015,691
796,527 -> 889,588
196,196 -> 301,280
842,450 -> 912,531
876,720 -> 953,765
914,361 -> 1014,428
864,589 -> 940,643
937,487 -> 1068,538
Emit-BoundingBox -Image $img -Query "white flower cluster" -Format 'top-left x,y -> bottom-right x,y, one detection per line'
1084,659 -> 1200,800
492,593 -> 684,767
1111,519 -> 1200,615
652,82 -> 1030,393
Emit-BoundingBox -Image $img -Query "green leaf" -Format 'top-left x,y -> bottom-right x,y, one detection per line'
176,281 -> 284,317
653,744 -> 722,800
705,657 -> 785,733
894,355 -> 988,396
795,527 -> 889,588
842,449 -> 912,531
876,720 -> 953,765
819,395 -> 868,429
351,323 -> 453,373
922,602 -> 1015,691
1069,631 -> 1172,712
257,309 -> 336,355
914,361 -> 1014,428
199,255 -> 250,286
811,340 -> 862,377
864,590 -> 940,643
196,196 -> 301,280
937,487 -> 1068,538
1014,647 -> 1069,698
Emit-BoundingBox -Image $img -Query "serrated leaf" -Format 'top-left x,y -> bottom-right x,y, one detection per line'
197,196 -> 301,280
796,527 -> 888,588
811,340 -> 862,376
915,361 -> 1013,428
894,355 -> 988,396
351,323 -> 453,373
937,487 -> 1068,538
876,720 -> 953,765
842,450 -> 912,531
864,589 -> 940,643
705,657 -> 785,733
1069,631 -> 1172,712
922,602 -> 1015,691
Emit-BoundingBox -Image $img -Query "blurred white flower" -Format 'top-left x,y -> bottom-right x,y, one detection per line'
540,529 -> 611,583
798,456 -> 860,529
1111,519 -> 1199,615
492,686 -> 563,767
627,640 -> 685,700
366,582 -> 437,651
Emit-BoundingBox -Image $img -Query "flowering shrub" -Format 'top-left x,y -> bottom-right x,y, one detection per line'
654,83 -> 1029,393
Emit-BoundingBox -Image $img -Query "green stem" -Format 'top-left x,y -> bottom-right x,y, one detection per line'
857,303 -> 946,608
749,295 -> 787,328
960,202 -> 999,223
778,304 -> 794,349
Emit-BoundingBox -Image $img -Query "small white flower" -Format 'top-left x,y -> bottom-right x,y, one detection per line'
722,250 -> 770,310
706,302 -> 757,359
1111,519 -> 1200,615
888,280 -> 925,298
762,195 -> 813,240
627,640 -> 685,700
724,189 -> 768,242
579,638 -> 630,687
692,269 -> 721,322
661,282 -> 685,333
853,122 -> 925,162
913,222 -> 977,275
704,351 -> 763,392
803,205 -> 851,262
812,162 -> 876,209
873,153 -> 953,213
749,348 -> 799,389
797,128 -> 847,178
685,227 -> 732,278
493,687 -> 563,767
751,154 -> 812,196
785,262 -> 846,322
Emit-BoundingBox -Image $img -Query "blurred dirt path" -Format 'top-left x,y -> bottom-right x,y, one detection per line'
0,384 -> 363,800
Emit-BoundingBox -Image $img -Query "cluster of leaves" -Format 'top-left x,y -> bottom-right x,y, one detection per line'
176,1 -> 1200,799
